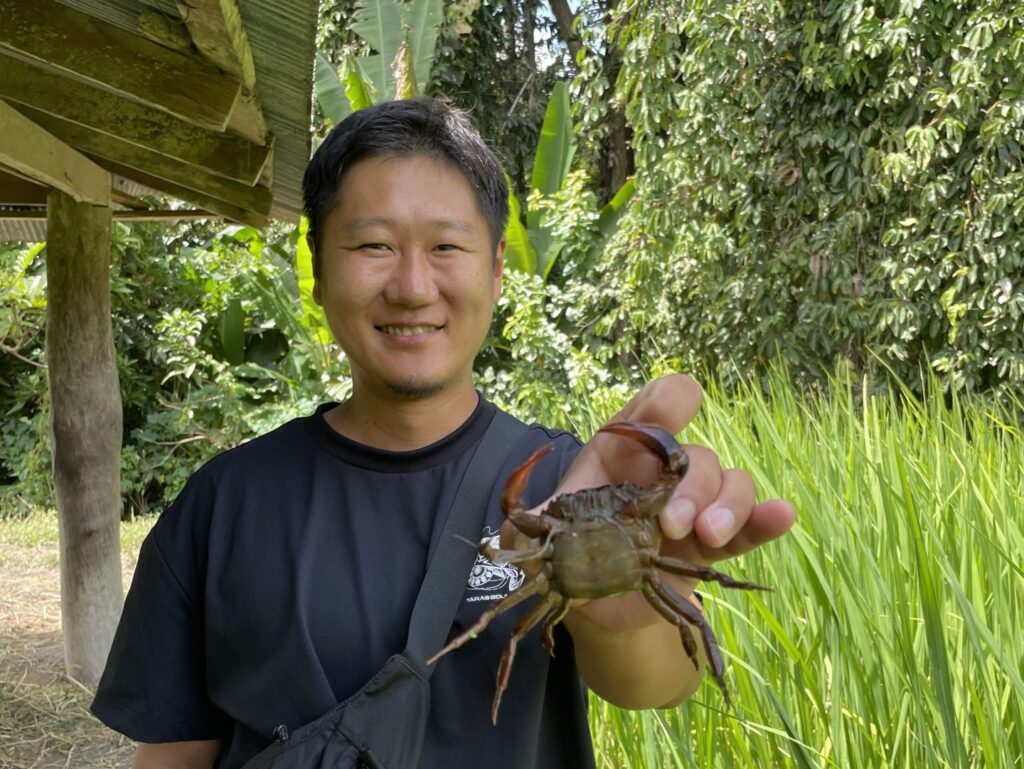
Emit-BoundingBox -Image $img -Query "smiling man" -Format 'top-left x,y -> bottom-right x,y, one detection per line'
311,151 -> 503,445
91,99 -> 794,769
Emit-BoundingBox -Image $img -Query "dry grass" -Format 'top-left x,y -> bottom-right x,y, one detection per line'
0,515 -> 153,769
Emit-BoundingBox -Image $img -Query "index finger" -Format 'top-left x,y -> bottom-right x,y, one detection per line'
607,373 -> 703,436
555,374 -> 703,494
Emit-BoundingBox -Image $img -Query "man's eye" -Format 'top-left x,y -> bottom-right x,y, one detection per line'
435,244 -> 460,252
360,243 -> 390,251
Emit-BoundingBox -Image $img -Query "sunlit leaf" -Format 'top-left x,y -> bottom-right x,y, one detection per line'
314,53 -> 351,125
503,189 -> 537,275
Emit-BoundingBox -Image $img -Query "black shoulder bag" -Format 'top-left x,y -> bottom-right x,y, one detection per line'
240,410 -> 527,769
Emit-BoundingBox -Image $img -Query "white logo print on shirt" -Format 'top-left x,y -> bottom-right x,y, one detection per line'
465,526 -> 524,602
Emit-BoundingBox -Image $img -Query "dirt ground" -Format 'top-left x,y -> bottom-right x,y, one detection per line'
0,543 -> 135,769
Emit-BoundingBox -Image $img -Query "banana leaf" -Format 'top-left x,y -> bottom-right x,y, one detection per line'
503,189 -> 537,275
595,177 -> 636,237
352,0 -> 405,101
527,81 -> 576,231
295,218 -> 332,345
402,0 -> 443,94
217,298 -> 245,366
343,55 -> 374,111
314,54 -> 350,125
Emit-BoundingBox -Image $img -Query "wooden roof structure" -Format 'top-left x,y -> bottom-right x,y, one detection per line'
0,0 -> 320,239
0,0 -> 324,687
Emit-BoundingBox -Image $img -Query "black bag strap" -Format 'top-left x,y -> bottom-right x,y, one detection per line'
402,409 -> 527,670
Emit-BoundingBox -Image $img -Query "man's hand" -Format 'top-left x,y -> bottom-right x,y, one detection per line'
501,373 -> 795,708
133,740 -> 223,769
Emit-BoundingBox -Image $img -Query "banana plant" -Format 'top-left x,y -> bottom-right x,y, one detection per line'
314,0 -> 444,124
504,82 -> 637,282
303,0 -> 445,340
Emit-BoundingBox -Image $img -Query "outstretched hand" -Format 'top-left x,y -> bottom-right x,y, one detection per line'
502,373 -> 796,635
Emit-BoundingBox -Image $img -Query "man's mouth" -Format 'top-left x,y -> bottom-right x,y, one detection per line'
378,324 -> 442,336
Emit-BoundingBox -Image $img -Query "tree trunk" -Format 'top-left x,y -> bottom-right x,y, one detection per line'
597,0 -> 633,202
45,189 -> 123,686
548,0 -> 633,201
548,0 -> 583,63
523,0 -> 537,72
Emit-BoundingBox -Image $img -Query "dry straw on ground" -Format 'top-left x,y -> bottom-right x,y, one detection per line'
0,542 -> 135,769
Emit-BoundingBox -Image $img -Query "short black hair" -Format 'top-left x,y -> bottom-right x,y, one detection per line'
302,98 -> 509,268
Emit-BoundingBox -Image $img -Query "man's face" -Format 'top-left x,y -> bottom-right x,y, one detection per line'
312,154 -> 504,400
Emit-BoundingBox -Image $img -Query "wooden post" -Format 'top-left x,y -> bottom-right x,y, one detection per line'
45,189 -> 123,686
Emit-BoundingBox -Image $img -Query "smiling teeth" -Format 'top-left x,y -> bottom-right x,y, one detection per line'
381,325 -> 438,336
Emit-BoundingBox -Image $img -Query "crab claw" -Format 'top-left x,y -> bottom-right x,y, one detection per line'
501,443 -> 555,518
597,422 -> 689,477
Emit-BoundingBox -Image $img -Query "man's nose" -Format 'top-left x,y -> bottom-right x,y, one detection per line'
384,248 -> 439,305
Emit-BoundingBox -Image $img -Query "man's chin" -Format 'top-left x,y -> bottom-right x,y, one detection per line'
384,378 -> 446,400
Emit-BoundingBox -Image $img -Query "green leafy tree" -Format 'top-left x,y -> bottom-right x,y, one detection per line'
567,0 -> 1024,396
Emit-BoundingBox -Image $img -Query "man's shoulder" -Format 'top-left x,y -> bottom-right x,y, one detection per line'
196,408 -> 319,482
156,408 -> 322,525
485,410 -> 583,508
489,404 -> 583,450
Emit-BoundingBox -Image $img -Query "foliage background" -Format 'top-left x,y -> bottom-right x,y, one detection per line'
1,1 -> 1022,767
3,0 -> 1022,511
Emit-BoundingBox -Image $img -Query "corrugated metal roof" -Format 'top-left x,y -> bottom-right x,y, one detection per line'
0,176 -> 218,242
0,216 -> 46,242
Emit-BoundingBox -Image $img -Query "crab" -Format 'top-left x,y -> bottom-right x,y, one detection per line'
427,422 -> 768,723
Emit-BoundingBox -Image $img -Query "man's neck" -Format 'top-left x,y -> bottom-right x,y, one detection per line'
323,383 -> 480,451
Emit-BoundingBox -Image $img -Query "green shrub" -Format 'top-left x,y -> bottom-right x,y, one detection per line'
0,223 -> 348,518
565,0 -> 1024,398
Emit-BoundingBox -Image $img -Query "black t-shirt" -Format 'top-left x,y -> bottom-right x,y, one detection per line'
91,397 -> 595,768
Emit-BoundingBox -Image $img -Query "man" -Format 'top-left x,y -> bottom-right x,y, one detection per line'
91,98 -> 795,768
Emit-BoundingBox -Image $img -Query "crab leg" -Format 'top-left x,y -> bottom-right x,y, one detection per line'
491,589 -> 563,724
481,531 -> 554,566
651,553 -> 771,592
539,597 -> 572,656
427,573 -> 548,667
641,584 -> 700,669
597,422 -> 689,476
646,574 -> 733,708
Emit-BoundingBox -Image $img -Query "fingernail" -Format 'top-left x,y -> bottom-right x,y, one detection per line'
705,506 -> 735,546
663,497 -> 696,539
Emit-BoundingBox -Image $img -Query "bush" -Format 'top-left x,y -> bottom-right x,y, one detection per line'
564,0 -> 1024,398
0,223 -> 348,518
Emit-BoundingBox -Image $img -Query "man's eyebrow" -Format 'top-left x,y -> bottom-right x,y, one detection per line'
343,217 -> 478,233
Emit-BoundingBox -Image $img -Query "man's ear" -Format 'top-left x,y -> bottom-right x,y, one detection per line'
492,236 -> 505,301
307,234 -> 323,305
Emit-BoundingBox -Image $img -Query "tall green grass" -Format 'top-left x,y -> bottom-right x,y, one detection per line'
587,373 -> 1024,769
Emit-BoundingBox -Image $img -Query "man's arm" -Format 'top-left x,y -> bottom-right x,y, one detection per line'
132,740 -> 223,769
503,374 -> 795,709
566,592 -> 708,709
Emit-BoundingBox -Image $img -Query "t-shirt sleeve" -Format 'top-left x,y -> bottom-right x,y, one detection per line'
91,485 -> 229,742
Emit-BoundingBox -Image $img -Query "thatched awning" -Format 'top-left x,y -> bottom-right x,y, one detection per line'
0,0 -> 320,235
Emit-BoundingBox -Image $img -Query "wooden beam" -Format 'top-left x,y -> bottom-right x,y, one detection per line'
0,167 -> 48,205
177,0 -> 268,143
138,11 -> 194,54
7,208 -> 225,222
97,159 -> 267,228
0,56 -> 272,186
0,100 -> 109,205
0,0 -> 241,131
17,106 -> 272,219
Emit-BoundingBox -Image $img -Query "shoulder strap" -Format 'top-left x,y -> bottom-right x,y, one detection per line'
402,409 -> 527,671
